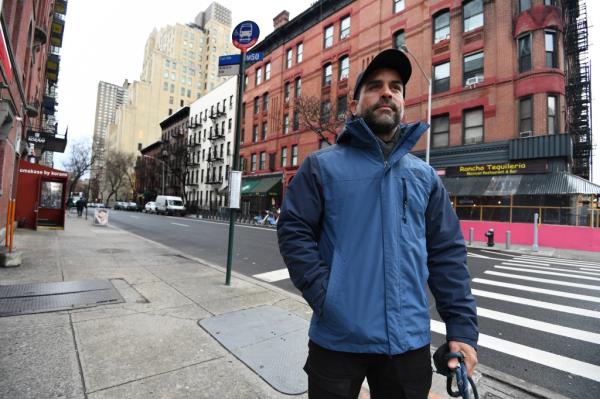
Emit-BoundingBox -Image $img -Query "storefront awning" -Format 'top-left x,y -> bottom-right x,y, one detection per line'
241,176 -> 282,195
441,173 -> 600,196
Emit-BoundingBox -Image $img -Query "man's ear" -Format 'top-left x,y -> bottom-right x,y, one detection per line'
349,99 -> 358,115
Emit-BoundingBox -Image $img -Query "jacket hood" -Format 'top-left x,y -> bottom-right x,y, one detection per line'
337,117 -> 429,163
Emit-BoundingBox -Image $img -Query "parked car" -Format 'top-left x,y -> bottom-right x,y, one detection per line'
144,201 -> 157,213
113,201 -> 128,210
155,195 -> 185,216
126,202 -> 138,211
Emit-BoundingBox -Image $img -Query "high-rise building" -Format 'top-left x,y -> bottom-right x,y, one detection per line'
90,80 -> 129,200
106,2 -> 234,159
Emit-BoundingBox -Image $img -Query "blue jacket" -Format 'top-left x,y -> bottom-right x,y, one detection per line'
277,118 -> 478,355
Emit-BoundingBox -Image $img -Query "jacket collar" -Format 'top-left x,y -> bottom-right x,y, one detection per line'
337,117 -> 429,164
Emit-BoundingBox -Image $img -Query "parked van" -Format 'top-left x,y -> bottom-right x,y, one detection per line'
155,195 -> 185,216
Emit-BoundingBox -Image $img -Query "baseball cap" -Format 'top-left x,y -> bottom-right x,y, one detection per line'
353,48 -> 412,100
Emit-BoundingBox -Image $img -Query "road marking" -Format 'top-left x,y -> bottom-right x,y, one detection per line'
499,264 -> 600,279
129,215 -> 140,219
581,268 -> 600,272
168,216 -> 277,232
431,320 -> 600,382
496,259 -> 550,266
485,270 -> 600,290
474,278 -> 600,302
467,252 -> 491,259
471,289 -> 600,319
171,222 -> 189,227
253,268 -> 290,282
480,249 -> 515,257
476,307 -> 600,345
518,255 -> 600,268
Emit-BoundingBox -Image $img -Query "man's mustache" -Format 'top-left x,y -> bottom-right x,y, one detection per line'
371,98 -> 398,112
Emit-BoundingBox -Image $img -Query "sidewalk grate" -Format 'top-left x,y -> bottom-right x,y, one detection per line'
0,279 -> 124,316
199,305 -> 308,395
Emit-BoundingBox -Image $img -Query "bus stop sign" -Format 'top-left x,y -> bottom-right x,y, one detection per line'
232,20 -> 260,51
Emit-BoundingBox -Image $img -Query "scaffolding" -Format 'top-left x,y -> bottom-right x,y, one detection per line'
562,0 -> 592,180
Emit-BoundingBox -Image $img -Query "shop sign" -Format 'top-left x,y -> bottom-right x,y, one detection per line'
445,160 -> 547,177
19,167 -> 68,178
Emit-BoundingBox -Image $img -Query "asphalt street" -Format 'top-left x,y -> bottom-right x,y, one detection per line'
107,210 -> 600,398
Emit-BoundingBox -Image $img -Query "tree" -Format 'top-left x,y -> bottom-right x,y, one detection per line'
64,140 -> 94,197
103,151 -> 135,203
295,93 -> 351,145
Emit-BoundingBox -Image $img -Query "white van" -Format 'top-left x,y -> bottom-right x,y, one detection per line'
155,195 -> 185,216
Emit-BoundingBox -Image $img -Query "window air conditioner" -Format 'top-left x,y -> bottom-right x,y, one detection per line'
519,130 -> 532,138
465,76 -> 484,86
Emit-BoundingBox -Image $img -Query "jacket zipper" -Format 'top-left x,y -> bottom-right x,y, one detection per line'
402,178 -> 408,223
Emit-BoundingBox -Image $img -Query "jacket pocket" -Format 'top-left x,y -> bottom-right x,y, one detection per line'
319,249 -> 342,321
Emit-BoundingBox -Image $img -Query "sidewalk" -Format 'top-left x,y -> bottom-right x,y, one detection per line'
0,216 -> 566,398
468,240 -> 600,263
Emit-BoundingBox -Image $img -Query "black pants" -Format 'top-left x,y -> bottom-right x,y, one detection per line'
304,341 -> 432,399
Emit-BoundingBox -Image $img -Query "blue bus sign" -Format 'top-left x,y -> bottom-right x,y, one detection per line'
232,20 -> 260,51
219,53 -> 264,66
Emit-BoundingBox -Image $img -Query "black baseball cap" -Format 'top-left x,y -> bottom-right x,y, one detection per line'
353,48 -> 412,100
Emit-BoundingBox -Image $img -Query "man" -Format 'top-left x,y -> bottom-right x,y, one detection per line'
277,49 -> 478,398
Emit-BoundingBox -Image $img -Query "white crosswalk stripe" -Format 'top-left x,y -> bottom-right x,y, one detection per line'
497,265 -> 600,280
473,278 -> 600,302
502,262 -> 600,276
431,320 -> 600,383
253,268 -> 290,282
518,255 -> 600,268
484,270 -> 600,290
497,259 -> 550,266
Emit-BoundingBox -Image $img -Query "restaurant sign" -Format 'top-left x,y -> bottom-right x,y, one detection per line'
445,160 -> 548,177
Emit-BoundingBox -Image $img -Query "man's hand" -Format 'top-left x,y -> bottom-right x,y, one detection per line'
447,341 -> 478,377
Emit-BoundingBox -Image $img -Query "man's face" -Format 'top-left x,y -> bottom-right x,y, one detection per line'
350,68 -> 405,137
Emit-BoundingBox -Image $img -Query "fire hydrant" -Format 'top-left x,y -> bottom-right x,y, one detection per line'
485,229 -> 495,247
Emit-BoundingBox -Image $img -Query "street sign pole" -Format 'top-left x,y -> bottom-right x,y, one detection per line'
225,52 -> 247,286
225,20 -> 259,286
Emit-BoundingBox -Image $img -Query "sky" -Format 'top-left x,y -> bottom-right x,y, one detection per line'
54,0 -> 600,183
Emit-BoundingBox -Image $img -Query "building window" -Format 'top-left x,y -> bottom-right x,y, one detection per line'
394,0 -> 405,13
323,63 -> 333,86
293,111 -> 300,130
519,97 -> 533,136
519,0 -> 531,12
547,95 -> 558,135
320,101 -> 332,123
544,0 -> 557,5
291,145 -> 298,166
265,62 -> 271,80
251,153 -> 257,171
296,43 -> 303,63
545,30 -> 558,68
263,93 -> 269,113
284,82 -> 291,103
433,10 -> 450,43
295,78 -> 302,97
433,62 -> 450,93
393,30 -> 405,50
252,125 -> 258,142
432,115 -> 450,148
259,152 -> 266,170
253,97 -> 260,114
340,16 -> 350,40
463,51 -> 484,85
281,147 -> 288,167
319,140 -> 330,149
286,48 -> 293,69
283,115 -> 289,134
518,35 -> 532,73
337,96 -> 348,119
463,108 -> 484,144
261,122 -> 268,140
255,68 -> 262,85
339,56 -> 350,81
463,0 -> 484,32
324,25 -> 334,48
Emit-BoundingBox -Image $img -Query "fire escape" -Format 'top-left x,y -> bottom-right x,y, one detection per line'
562,0 -> 592,180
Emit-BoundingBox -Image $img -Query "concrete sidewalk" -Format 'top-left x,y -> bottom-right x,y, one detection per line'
0,216 -> 566,398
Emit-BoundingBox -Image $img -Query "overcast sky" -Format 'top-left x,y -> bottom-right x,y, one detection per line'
54,1 -> 600,183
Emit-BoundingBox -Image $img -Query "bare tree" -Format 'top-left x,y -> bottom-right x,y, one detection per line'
295,93 -> 350,145
64,140 -> 94,196
103,151 -> 134,203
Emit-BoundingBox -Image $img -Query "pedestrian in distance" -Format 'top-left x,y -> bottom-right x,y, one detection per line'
75,198 -> 86,217
277,48 -> 478,399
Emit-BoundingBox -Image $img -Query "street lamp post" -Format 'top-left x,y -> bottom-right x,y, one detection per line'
400,45 -> 432,165
143,154 -> 165,195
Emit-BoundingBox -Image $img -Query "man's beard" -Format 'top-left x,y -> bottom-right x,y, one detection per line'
361,99 -> 402,137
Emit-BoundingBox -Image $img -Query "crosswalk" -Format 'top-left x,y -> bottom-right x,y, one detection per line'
252,251 -> 600,394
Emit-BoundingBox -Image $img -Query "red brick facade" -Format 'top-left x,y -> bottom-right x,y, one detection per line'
240,0 -> 566,190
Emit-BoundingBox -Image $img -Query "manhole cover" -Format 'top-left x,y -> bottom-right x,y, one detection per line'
96,248 -> 129,254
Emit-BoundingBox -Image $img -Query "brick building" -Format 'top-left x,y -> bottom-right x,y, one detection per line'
1,0 -> 68,245
238,0 -> 597,225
